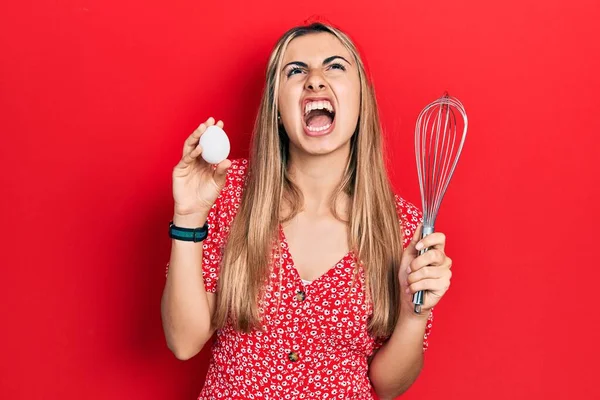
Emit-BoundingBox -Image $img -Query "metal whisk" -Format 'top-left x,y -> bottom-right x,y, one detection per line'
412,93 -> 468,314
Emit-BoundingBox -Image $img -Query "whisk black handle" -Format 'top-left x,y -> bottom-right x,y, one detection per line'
412,225 -> 434,314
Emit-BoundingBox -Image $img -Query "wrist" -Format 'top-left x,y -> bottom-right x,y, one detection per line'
172,211 -> 209,228
398,305 -> 431,325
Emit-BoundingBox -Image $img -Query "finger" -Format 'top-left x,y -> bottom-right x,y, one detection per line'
404,224 -> 423,257
213,159 -> 232,186
177,144 -> 203,168
183,123 -> 207,156
409,249 -> 446,272
415,232 -> 446,252
407,265 -> 448,285
182,117 -> 218,156
406,278 -> 449,295
216,120 -> 224,129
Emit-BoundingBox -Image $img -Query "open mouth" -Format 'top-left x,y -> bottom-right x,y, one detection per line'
303,99 -> 336,134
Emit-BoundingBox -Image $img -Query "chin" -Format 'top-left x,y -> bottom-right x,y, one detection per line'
297,131 -> 352,157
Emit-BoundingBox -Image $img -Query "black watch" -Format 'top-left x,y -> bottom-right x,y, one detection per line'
169,221 -> 209,242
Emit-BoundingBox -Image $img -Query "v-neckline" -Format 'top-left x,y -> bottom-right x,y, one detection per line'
278,224 -> 353,286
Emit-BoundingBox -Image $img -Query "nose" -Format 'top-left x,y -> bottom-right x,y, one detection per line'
305,70 -> 327,91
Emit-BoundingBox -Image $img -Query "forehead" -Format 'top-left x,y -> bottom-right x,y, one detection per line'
282,32 -> 352,64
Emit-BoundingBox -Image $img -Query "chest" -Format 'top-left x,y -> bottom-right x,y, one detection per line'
280,215 -> 350,282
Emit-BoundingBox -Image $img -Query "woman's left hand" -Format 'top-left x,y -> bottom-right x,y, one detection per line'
399,224 -> 453,316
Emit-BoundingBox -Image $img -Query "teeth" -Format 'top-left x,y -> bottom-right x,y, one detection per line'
306,122 -> 332,132
304,100 -> 334,115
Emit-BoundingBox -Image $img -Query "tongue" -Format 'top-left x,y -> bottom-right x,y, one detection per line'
306,110 -> 333,128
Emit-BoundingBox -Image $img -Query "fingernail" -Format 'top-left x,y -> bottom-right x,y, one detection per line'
406,267 -> 411,274
415,242 -> 424,251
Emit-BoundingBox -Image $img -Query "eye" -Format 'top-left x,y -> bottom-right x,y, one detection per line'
287,66 -> 304,77
329,63 -> 346,71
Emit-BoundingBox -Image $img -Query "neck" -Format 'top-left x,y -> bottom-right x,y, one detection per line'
286,145 -> 350,216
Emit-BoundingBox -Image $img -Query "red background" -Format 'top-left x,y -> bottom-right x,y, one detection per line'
1,0 -> 599,399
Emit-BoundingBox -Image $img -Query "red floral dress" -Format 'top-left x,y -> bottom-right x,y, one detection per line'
167,159 -> 433,399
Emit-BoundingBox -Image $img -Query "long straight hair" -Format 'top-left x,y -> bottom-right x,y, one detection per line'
213,23 -> 404,338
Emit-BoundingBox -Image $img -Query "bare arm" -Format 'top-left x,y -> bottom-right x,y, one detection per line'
368,311 -> 430,399
161,212 -> 217,360
369,223 -> 451,398
160,117 -> 231,360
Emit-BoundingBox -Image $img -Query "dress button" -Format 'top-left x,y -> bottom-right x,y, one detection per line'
288,351 -> 299,362
295,290 -> 306,302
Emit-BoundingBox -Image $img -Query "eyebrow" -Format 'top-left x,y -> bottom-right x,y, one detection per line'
282,55 -> 351,70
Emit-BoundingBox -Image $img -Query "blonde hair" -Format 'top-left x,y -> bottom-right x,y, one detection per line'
213,22 -> 404,338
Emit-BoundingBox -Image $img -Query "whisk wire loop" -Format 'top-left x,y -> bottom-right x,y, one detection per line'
412,94 -> 467,314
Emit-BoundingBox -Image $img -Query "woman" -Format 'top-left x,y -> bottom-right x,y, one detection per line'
162,22 -> 453,399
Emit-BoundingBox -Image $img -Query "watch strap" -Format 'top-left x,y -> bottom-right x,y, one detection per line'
169,221 -> 209,242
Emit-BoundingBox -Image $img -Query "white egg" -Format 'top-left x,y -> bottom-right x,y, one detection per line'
199,125 -> 230,164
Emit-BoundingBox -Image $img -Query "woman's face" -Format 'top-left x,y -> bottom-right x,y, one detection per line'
277,32 -> 361,157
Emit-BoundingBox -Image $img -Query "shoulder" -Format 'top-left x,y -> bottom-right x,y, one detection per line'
217,158 -> 249,204
393,194 -> 423,249
224,158 -> 249,186
393,194 -> 422,224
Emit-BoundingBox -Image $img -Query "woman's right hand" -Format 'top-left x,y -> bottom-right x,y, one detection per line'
172,117 -> 232,225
